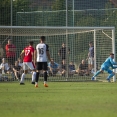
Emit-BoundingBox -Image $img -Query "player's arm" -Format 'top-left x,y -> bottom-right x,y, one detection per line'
32,52 -> 34,61
46,51 -> 51,62
20,50 -> 24,56
110,58 -> 117,65
31,48 -> 34,62
20,50 -> 25,61
46,44 -> 51,61
112,66 -> 117,69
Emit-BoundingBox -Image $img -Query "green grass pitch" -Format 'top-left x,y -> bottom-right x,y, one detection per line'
0,81 -> 117,117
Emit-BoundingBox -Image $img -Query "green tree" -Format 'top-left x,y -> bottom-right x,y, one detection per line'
52,0 -> 66,10
0,0 -> 31,26
0,0 -> 11,25
76,15 -> 96,26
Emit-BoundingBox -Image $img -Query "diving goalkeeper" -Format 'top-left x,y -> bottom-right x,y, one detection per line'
91,53 -> 117,82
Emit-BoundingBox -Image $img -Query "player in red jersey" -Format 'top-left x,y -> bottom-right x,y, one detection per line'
20,41 -> 36,85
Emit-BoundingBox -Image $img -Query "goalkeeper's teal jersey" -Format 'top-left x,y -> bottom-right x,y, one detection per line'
101,57 -> 117,69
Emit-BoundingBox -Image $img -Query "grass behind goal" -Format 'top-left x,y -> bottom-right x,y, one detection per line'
0,81 -> 117,117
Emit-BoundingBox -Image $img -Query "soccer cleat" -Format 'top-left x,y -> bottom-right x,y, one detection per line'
31,82 -> 35,84
20,82 -> 25,85
35,84 -> 38,88
91,77 -> 95,80
106,78 -> 110,82
44,83 -> 48,87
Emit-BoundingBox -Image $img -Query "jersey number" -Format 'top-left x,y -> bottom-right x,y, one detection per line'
38,48 -> 44,55
25,50 -> 30,56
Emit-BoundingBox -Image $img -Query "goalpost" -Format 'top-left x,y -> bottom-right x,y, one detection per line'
0,26 -> 115,82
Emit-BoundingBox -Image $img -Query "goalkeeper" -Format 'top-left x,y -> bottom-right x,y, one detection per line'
91,53 -> 117,82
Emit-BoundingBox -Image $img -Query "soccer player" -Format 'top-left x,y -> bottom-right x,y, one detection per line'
34,36 -> 51,88
20,41 -> 36,85
91,53 -> 117,82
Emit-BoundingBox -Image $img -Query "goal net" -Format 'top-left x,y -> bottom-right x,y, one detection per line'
0,26 -> 115,82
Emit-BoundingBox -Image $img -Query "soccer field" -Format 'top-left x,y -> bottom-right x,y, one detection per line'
0,81 -> 117,117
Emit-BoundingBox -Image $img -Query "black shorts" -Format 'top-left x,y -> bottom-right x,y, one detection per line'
36,62 -> 48,70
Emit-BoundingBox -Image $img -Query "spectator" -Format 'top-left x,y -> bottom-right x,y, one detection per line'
68,61 -> 76,75
87,41 -> 94,72
12,61 -> 22,81
0,58 -> 9,81
0,43 -> 4,63
5,39 -> 16,66
76,59 -> 90,76
0,58 -> 13,81
0,58 -> 10,74
17,58 -> 23,75
58,42 -> 70,62
48,58 -> 59,76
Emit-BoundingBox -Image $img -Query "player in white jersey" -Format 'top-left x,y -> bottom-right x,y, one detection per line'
34,36 -> 51,88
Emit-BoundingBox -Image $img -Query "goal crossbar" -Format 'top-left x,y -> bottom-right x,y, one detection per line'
0,26 -> 115,30
0,26 -> 115,37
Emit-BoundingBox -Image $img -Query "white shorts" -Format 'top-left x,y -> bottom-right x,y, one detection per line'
23,62 -> 35,70
88,57 -> 94,65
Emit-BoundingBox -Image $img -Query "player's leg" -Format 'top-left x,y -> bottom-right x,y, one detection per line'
35,62 -> 42,87
31,71 -> 36,84
91,66 -> 104,80
35,71 -> 39,87
43,62 -> 48,87
27,62 -> 36,84
20,62 -> 28,84
106,70 -> 115,82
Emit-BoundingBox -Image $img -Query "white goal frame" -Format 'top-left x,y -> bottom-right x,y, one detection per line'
0,26 -> 115,82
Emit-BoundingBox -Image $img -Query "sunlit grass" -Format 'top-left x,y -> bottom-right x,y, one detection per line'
0,81 -> 117,117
